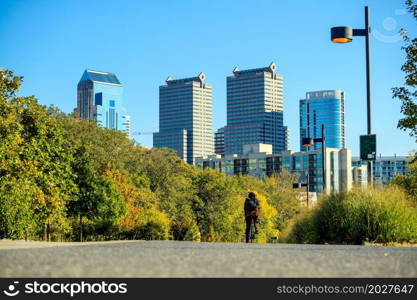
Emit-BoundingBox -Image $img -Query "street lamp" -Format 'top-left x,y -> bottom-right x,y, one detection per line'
330,6 -> 373,185
301,124 -> 326,194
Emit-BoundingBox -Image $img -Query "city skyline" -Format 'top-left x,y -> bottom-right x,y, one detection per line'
1,0 -> 416,155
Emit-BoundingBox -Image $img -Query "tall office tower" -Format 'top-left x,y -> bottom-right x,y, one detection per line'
299,90 -> 345,151
224,62 -> 285,155
153,73 -> 214,164
76,69 -> 130,135
214,126 -> 225,156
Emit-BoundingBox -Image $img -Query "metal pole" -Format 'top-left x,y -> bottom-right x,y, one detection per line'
321,124 -> 326,193
365,6 -> 371,135
306,145 -> 310,207
365,6 -> 373,186
307,171 -> 310,207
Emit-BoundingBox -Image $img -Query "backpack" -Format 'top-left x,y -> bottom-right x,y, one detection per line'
246,198 -> 257,211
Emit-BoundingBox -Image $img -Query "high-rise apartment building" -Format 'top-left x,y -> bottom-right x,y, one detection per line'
300,90 -> 345,151
224,62 -> 285,155
215,126 -> 225,156
153,73 -> 214,164
76,69 -> 130,135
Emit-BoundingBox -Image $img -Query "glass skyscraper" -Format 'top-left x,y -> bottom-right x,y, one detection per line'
224,62 -> 285,155
299,90 -> 345,151
76,69 -> 130,136
153,73 -> 214,164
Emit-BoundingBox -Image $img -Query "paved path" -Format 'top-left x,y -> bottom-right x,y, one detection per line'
1,240 -> 416,277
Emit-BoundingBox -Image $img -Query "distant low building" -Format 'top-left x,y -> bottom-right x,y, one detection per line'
352,155 -> 408,184
196,143 -> 353,194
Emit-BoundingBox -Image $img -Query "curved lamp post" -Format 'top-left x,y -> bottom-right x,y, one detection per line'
330,6 -> 373,185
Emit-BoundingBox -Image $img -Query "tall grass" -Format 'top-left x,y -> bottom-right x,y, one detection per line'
281,187 -> 417,244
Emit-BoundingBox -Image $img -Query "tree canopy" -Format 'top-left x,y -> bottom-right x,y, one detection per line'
392,0 -> 417,141
0,69 -> 304,243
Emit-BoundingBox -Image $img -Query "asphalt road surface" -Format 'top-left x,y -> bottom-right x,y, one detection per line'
1,240 -> 416,277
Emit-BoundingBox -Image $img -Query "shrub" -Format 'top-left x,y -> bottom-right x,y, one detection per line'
253,193 -> 279,243
129,207 -> 171,240
282,187 -> 417,244
171,218 -> 201,241
279,208 -> 317,244
0,178 -> 39,239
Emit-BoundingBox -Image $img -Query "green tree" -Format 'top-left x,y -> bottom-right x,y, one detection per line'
66,147 -> 126,241
263,170 -> 302,231
192,168 -> 242,242
0,70 -> 76,240
391,151 -> 417,199
66,146 -> 99,241
391,1 -> 417,198
92,174 -> 126,239
0,178 -> 38,239
392,0 -> 417,141
138,147 -> 198,240
233,170 -> 301,233
62,116 -> 136,176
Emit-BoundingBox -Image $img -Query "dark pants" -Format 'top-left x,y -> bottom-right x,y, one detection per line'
245,215 -> 258,243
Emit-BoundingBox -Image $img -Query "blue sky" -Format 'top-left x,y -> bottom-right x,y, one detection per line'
1,0 -> 415,155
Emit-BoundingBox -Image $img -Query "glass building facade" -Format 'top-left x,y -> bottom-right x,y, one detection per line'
153,73 -> 214,164
300,90 -> 345,151
284,126 -> 289,151
224,62 -> 285,155
76,70 -> 130,136
215,126 -> 225,156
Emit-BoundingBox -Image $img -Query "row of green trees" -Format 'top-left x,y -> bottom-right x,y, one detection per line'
0,69 -> 304,243
2,58 -> 417,245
